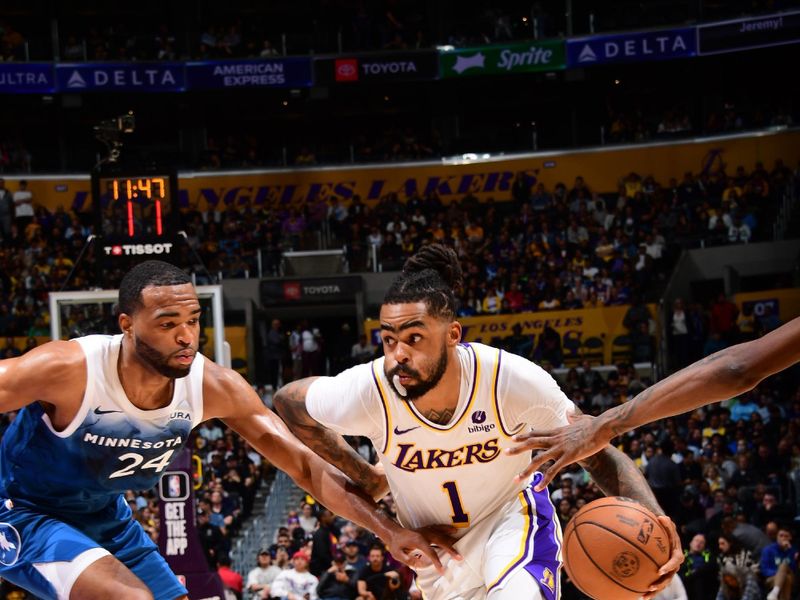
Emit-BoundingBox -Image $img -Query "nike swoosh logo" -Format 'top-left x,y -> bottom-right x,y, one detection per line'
94,407 -> 122,415
393,425 -> 420,435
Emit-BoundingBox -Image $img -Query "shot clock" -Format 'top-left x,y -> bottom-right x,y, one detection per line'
91,169 -> 181,269
92,171 -> 179,240
105,176 -> 169,236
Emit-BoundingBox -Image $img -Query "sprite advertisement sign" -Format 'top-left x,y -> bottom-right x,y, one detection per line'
439,40 -> 565,78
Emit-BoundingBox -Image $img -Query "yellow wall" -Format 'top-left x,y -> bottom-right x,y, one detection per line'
732,288 -> 800,323
10,129 -> 799,212
365,304 -> 658,365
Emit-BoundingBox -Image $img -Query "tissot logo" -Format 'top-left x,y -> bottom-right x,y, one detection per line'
103,243 -> 173,256
335,59 -> 358,82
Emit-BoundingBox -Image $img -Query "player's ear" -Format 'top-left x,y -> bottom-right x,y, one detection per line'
118,313 -> 133,336
447,321 -> 462,346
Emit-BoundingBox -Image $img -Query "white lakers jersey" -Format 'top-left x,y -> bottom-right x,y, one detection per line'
306,342 -> 574,532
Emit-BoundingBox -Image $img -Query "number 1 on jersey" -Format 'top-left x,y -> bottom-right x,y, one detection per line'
442,481 -> 470,527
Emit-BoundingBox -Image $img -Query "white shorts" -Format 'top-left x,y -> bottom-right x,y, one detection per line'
413,475 -> 562,600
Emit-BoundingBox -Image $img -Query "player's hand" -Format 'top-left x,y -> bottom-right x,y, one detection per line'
505,411 -> 610,490
643,516 -> 684,600
386,524 -> 462,574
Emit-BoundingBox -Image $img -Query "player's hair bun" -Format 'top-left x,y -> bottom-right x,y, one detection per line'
402,243 -> 463,291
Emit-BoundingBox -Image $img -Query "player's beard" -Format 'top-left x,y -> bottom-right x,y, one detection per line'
386,342 -> 449,401
134,336 -> 194,379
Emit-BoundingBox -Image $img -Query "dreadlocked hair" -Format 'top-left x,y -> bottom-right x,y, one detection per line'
383,243 -> 462,319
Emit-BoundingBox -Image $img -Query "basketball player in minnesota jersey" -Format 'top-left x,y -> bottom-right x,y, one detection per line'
0,261 -> 453,600
275,244 -> 683,600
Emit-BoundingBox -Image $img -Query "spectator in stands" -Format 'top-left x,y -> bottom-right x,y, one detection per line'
301,324 -> 324,377
12,180 -> 33,234
271,550 -> 319,600
503,323 -> 533,358
288,323 -> 303,381
645,440 -> 682,515
316,552 -> 358,600
722,516 -> 771,558
533,326 -> 562,367
260,39 -> 279,57
710,294 -> 740,343
760,527 -> 797,600
351,333 -> 375,365
264,318 -> 285,390
481,281 -> 503,314
273,545 -> 291,570
218,553 -> 244,599
623,296 -> 651,333
752,492 -> 792,529
247,549 -> 282,600
357,544 -> 402,600
209,489 -> 236,534
298,502 -> 318,536
630,321 -> 655,363
343,540 -> 367,573
716,562 -> 761,600
669,298 -> 691,369
310,508 -> 339,577
680,533 -> 718,600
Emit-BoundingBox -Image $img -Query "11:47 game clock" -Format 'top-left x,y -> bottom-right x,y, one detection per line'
91,169 -> 181,261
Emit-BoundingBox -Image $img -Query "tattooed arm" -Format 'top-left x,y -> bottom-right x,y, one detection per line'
273,376 -> 390,500
579,446 -> 684,599
508,316 -> 800,490
578,446 -> 661,514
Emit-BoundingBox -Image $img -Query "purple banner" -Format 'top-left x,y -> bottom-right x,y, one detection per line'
567,28 -> 696,67
157,449 -> 226,600
0,63 -> 55,93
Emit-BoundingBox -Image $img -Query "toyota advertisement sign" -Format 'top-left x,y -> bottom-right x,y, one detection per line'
315,51 -> 439,83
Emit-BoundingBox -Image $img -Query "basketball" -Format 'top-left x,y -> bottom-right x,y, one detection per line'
563,497 -> 671,600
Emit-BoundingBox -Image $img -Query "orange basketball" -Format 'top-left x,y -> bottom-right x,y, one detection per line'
562,497 -> 671,600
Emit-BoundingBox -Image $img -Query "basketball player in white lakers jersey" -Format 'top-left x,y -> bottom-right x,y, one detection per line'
275,244 -> 682,600
0,261 -> 452,600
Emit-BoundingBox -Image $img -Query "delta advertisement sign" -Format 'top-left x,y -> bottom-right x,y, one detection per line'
16,129 -> 800,213
567,27 -> 696,67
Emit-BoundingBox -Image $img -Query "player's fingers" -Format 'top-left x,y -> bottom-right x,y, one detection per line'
533,456 -> 568,491
655,516 -> 684,574
418,526 -> 462,560
413,541 -> 445,574
505,437 -> 551,455
513,454 -> 552,484
644,571 -> 675,598
509,430 -> 557,450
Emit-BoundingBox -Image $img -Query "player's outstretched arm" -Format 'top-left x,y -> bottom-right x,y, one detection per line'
204,364 -> 458,572
0,341 -> 85,413
509,316 -> 800,490
273,377 -> 389,501
578,446 -> 684,599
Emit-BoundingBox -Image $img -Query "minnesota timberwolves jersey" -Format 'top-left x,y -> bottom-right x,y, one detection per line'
307,342 -> 573,532
0,334 -> 204,515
